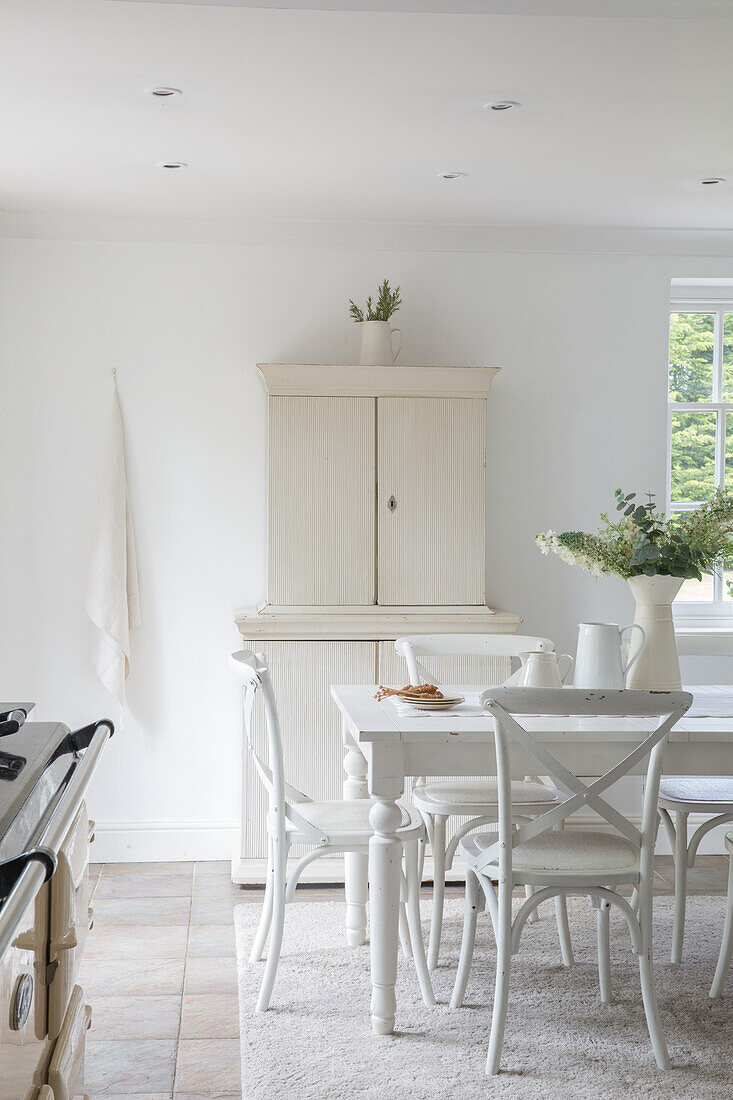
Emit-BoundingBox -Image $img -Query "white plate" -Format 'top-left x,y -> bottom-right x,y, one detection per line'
403,694 -> 465,710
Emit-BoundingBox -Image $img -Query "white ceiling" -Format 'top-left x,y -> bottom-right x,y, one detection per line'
3,0 -> 733,230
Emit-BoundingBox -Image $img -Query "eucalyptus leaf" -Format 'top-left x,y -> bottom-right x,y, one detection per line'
536,487 -> 733,582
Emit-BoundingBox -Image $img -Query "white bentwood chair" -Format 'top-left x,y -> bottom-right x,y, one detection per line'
450,686 -> 692,1076
658,778 -> 733,962
395,633 -> 572,971
710,831 -> 733,998
231,650 -> 434,1012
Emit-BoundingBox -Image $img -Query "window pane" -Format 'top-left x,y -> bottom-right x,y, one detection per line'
669,512 -> 715,601
724,314 -> 733,401
668,312 -> 714,402
723,563 -> 733,601
670,411 -> 717,502
676,574 -> 715,602
727,412 -> 733,488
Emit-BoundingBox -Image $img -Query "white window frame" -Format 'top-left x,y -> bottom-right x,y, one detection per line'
669,297 -> 733,627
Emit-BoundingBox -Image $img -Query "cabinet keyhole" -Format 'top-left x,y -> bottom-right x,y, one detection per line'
387,495 -> 397,512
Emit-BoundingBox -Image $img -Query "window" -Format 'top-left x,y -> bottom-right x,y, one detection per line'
668,301 -> 733,615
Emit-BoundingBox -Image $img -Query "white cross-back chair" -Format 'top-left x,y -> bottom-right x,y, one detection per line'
231,650 -> 434,1012
710,831 -> 733,998
395,633 -> 573,971
450,686 -> 692,1076
658,778 -> 733,962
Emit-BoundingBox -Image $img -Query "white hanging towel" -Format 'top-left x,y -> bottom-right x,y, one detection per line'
85,374 -> 141,707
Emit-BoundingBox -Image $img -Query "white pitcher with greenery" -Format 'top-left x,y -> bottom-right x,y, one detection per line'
349,279 -> 403,365
537,488 -> 733,690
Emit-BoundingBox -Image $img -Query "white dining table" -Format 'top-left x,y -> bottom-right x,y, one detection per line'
330,683 -> 733,1036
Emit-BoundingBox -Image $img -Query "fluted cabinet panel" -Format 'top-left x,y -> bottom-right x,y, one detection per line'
377,398 -> 485,606
241,640 -> 376,858
268,396 -> 375,605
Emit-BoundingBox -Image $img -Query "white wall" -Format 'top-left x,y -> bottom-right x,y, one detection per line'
0,235 -> 727,859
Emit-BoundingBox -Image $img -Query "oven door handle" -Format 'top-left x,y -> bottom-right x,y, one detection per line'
39,722 -> 113,856
49,719 -> 114,764
68,719 -> 114,752
0,848 -> 56,897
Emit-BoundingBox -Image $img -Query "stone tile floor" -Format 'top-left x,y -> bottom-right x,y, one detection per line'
82,860 -> 242,1100
81,855 -> 730,1098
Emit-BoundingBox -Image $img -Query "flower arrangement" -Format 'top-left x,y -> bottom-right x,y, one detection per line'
537,488 -> 733,581
348,278 -> 402,323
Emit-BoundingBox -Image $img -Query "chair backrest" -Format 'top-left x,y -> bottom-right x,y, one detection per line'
474,687 -> 693,879
395,633 -> 555,686
230,650 -> 321,847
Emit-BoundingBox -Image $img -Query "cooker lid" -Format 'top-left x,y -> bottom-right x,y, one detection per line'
0,723 -> 76,868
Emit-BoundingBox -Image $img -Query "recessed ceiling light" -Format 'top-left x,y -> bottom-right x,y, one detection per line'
157,161 -> 187,170
484,101 -> 520,112
146,87 -> 182,98
701,177 -> 726,185
438,171 -> 466,180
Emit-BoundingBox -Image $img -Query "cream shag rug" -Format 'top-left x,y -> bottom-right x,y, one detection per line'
235,896 -> 731,1099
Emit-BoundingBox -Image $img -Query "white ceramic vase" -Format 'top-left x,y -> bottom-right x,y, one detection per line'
625,574 -> 683,690
357,320 -> 403,365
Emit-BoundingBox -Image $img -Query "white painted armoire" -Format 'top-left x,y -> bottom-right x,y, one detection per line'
234,363 -> 520,882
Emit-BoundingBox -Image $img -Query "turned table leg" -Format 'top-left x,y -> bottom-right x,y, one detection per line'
369,797 -> 403,1035
367,742 -> 405,1036
343,722 -> 369,947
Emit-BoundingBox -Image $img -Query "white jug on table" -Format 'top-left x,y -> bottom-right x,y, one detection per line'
505,650 -> 574,689
573,621 -> 645,690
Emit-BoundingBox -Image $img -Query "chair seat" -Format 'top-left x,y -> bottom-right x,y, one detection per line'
460,828 -> 640,880
659,776 -> 733,810
288,798 -> 423,840
413,778 -> 560,816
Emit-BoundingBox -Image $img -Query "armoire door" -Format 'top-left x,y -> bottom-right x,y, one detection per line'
268,396 -> 376,605
377,397 -> 486,605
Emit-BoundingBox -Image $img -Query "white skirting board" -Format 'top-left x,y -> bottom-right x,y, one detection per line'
89,813 -> 731,868
91,820 -> 239,863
